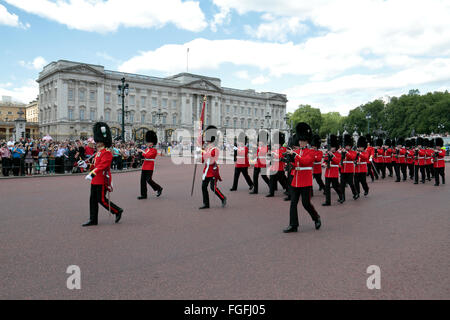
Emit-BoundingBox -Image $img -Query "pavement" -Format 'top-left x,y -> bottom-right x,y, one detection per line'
0,158 -> 449,300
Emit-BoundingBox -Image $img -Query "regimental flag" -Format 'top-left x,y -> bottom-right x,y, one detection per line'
196,95 -> 207,148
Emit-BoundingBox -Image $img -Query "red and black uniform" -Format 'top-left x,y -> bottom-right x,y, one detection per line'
407,148 -> 415,179
289,148 -> 320,228
202,145 -> 225,207
323,151 -> 343,205
425,148 -> 434,180
366,145 -> 378,181
88,148 -> 122,223
433,149 -> 446,186
397,147 -> 407,181
414,148 -> 426,184
354,151 -> 369,195
267,146 -> 288,196
140,146 -> 162,198
230,146 -> 254,191
252,145 -> 270,194
374,147 -> 385,178
340,149 -> 358,201
384,147 -> 393,177
313,149 -> 325,191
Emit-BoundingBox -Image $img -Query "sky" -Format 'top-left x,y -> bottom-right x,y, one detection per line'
0,0 -> 449,115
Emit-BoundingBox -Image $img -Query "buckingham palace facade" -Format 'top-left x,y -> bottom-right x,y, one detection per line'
37,60 -> 288,142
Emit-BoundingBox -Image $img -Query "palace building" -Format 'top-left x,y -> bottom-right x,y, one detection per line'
37,60 -> 288,142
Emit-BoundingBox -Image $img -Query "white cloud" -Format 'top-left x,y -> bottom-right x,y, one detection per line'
210,7 -> 230,32
235,70 -> 249,79
19,56 -> 47,70
245,17 -> 308,42
0,79 -> 38,104
5,0 -> 207,33
251,75 -> 270,85
0,3 -> 28,28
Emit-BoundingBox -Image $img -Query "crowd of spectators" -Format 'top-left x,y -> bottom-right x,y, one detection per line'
0,138 -> 151,177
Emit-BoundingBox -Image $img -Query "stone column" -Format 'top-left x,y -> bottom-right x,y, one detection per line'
97,81 -> 104,121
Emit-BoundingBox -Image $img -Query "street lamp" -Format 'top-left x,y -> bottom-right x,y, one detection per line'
438,123 -> 444,134
156,107 -> 164,144
366,113 -> 371,134
117,77 -> 129,142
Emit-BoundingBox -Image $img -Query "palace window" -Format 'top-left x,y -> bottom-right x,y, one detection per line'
152,97 -> 157,107
105,110 -> 110,121
79,89 -> 85,101
80,108 -> 85,121
68,88 -> 73,101
129,95 -> 135,105
89,90 -> 96,101
68,108 -> 74,121
105,93 -> 111,104
141,112 -> 146,124
162,98 -> 168,108
90,109 -> 95,121
141,96 -> 146,107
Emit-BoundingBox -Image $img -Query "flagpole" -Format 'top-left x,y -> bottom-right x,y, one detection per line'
187,48 -> 189,73
191,95 -> 207,196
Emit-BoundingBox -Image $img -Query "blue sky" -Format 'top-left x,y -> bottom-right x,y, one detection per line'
1,0 -> 449,115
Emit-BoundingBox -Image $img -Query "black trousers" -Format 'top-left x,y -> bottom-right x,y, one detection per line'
89,184 -> 122,222
231,167 -> 253,190
324,177 -> 342,204
386,162 -> 393,176
408,163 -> 415,179
252,167 -> 270,193
140,170 -> 162,197
415,165 -> 426,183
202,177 -> 225,206
313,173 -> 325,190
1,158 -> 10,176
289,187 -> 320,227
376,162 -> 385,178
354,172 -> 369,194
394,162 -> 401,181
340,172 -> 357,200
269,171 -> 287,195
400,163 -> 407,180
426,164 -> 434,179
12,158 -> 20,176
367,161 -> 378,180
434,167 -> 445,185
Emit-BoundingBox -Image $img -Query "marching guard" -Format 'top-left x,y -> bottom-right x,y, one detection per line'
384,139 -> 393,177
322,134 -> 343,206
366,135 -> 379,181
311,134 -> 325,192
266,131 -> 288,197
283,122 -> 321,233
137,130 -> 163,200
200,126 -> 227,209
374,138 -> 385,178
83,122 -> 123,226
354,136 -> 369,196
230,132 -> 254,191
425,139 -> 434,181
433,137 -> 446,186
250,130 -> 270,195
414,137 -> 426,184
406,139 -> 415,180
339,134 -> 359,201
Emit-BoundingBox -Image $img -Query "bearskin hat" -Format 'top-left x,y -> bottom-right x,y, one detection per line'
145,130 -> 158,144
365,134 -> 372,145
311,134 -> 321,148
397,137 -> 405,146
376,138 -> 383,147
295,122 -> 312,143
343,134 -> 353,147
423,138 -> 429,147
93,122 -> 112,148
329,134 -> 339,149
204,125 -> 218,143
357,136 -> 367,149
384,138 -> 391,147
237,131 -> 248,145
416,137 -> 423,146
435,137 -> 443,148
405,139 -> 411,148
272,131 -> 285,146
257,129 -> 269,144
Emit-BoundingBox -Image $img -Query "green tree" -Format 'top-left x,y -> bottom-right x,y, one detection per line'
319,112 -> 343,137
289,105 -> 322,134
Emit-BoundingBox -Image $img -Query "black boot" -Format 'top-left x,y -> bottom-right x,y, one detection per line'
115,209 -> 123,223
221,197 -> 227,208
266,193 -> 274,197
322,202 -> 331,206
315,218 -> 322,230
137,196 -> 147,200
82,220 -> 97,227
156,187 -> 163,197
284,196 -> 291,201
199,205 -> 210,209
283,225 -> 298,233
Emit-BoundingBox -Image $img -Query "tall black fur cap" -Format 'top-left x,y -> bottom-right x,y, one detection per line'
357,136 -> 367,148
435,137 -> 443,147
376,138 -> 383,147
343,134 -> 353,147
295,122 -> 312,143
311,134 -> 321,148
145,130 -> 158,144
365,134 -> 372,145
93,122 -> 112,148
397,137 -> 405,146
204,125 -> 217,143
329,134 -> 339,149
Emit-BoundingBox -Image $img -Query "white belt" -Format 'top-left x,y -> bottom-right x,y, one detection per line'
257,156 -> 266,159
295,167 -> 312,171
144,159 -> 155,161
418,157 -> 424,159
398,155 -> 405,157
237,156 -> 246,159
314,162 -> 321,165
357,162 -> 367,165
329,164 -> 339,168
383,156 -> 391,157
343,161 -> 354,164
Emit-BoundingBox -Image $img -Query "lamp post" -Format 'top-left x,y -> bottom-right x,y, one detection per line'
156,107 -> 164,144
437,123 -> 444,134
366,113 -> 371,134
117,77 -> 129,142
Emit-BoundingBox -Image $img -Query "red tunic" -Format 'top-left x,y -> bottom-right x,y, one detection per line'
235,146 -> 250,168
324,151 -> 341,178
397,148 -> 406,164
255,146 -> 268,168
90,149 -> 113,186
341,150 -> 357,173
406,149 -> 414,164
374,147 -> 384,163
355,151 -> 369,173
291,148 -> 314,188
425,149 -> 433,165
202,146 -> 220,179
313,149 -> 323,174
417,149 -> 426,166
270,147 -> 286,172
384,148 -> 392,163
433,149 -> 446,168
142,147 -> 157,171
